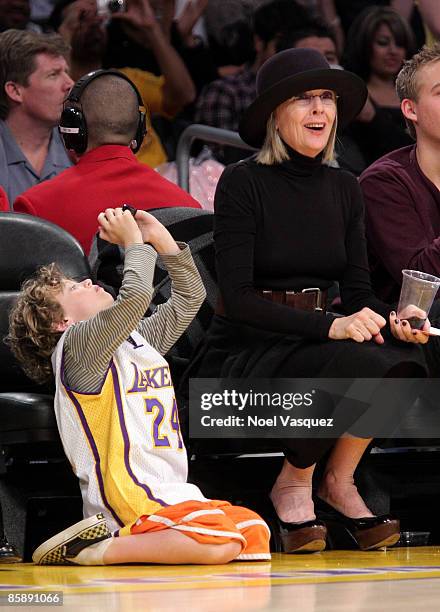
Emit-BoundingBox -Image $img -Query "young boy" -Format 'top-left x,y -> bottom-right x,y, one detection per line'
8,207 -> 270,565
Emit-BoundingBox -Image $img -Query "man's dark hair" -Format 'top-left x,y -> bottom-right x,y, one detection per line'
275,23 -> 337,54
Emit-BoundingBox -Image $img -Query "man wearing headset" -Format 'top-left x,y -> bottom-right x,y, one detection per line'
14,69 -> 200,254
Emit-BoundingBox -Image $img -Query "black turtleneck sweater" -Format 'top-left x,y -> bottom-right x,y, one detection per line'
214,148 -> 392,340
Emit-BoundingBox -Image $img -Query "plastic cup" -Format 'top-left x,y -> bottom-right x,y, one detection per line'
397,270 -> 440,329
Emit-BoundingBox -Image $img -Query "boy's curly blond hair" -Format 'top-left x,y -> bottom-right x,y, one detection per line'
7,264 -> 67,385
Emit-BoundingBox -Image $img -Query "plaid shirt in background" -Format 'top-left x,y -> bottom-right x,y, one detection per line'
195,66 -> 257,165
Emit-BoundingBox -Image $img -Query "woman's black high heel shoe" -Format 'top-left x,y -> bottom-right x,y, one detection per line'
277,518 -> 327,553
316,498 -> 400,551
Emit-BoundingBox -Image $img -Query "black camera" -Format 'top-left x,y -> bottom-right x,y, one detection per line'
108,0 -> 125,13
122,204 -> 137,217
97,0 -> 125,15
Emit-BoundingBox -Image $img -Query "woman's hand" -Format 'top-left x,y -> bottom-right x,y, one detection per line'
328,307 -> 386,344
98,207 -> 143,248
390,309 -> 430,344
133,209 -> 180,254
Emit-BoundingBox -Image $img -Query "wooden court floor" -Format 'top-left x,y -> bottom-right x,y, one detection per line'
1,547 -> 440,611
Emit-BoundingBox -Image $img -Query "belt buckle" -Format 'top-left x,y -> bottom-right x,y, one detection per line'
301,287 -> 323,311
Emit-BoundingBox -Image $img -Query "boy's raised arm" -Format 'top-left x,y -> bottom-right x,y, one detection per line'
64,209 -> 156,391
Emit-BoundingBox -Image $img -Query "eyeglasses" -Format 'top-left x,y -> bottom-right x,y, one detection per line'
289,92 -> 338,107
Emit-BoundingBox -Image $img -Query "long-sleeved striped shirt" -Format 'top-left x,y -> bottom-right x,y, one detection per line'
61,242 -> 206,393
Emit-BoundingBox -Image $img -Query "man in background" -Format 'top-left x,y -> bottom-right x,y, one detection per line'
54,0 -> 196,167
14,71 -> 200,253
0,29 -> 73,203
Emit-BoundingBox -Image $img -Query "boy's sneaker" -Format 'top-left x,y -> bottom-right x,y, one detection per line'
32,513 -> 111,565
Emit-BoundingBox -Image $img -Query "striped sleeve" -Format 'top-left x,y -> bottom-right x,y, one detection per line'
137,243 -> 207,355
63,244 -> 157,392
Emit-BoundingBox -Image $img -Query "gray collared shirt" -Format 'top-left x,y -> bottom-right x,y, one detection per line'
0,120 -> 72,206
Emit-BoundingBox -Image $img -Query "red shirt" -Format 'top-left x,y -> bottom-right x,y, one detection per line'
0,186 -> 9,211
14,145 -> 201,253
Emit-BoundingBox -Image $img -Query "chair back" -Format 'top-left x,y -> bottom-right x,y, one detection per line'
0,213 -> 91,392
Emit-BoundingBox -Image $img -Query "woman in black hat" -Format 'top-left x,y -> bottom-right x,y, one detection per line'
188,48 -> 429,553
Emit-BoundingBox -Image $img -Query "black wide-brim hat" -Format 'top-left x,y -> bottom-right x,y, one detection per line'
239,48 -> 368,148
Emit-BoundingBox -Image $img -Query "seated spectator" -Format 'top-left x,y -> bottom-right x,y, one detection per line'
360,43 -> 440,304
54,0 -> 196,168
185,48 -> 429,553
195,0 -> 317,164
14,70 -> 200,253
0,0 -> 41,32
0,29 -> 73,203
342,6 -> 416,166
8,208 -> 270,566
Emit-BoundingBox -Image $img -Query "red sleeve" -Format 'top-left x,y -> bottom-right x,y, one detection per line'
0,187 -> 9,211
12,194 -> 37,216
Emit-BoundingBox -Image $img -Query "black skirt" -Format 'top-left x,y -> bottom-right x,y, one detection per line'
184,314 -> 428,468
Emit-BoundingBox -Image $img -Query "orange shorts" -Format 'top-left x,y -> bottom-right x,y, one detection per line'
118,499 -> 271,561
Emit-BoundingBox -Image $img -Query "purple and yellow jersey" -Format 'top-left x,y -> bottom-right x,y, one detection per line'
51,330 -> 207,534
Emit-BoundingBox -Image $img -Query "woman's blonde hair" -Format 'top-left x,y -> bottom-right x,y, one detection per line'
256,110 -> 337,165
7,264 -> 67,385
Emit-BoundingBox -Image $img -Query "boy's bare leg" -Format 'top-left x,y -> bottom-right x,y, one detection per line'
80,530 -> 242,565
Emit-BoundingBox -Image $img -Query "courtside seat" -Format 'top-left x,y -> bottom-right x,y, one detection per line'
0,212 -> 91,468
0,393 -> 56,444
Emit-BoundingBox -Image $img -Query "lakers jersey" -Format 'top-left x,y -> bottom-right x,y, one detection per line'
52,329 -> 207,533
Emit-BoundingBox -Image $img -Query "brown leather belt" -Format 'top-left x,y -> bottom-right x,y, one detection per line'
215,287 -> 328,316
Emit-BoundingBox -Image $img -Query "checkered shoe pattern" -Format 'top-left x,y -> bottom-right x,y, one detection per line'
33,513 -> 111,565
